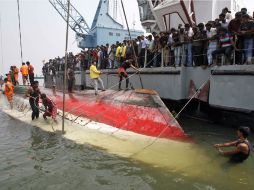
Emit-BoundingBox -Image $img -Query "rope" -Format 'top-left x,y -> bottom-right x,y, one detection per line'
130,64 -> 221,157
16,0 -> 23,63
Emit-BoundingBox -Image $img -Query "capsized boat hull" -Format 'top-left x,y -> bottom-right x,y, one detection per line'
13,86 -> 189,141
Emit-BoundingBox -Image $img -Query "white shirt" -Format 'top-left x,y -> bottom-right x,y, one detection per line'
141,39 -> 149,49
206,28 -> 217,38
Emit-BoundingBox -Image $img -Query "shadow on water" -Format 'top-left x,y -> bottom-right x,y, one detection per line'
0,109 -> 254,190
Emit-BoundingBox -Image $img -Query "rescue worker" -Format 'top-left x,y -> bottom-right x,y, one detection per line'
67,67 -> 75,93
6,71 -> 12,84
26,81 -> 41,120
10,66 -> 15,84
0,75 -> 3,88
89,61 -> 105,95
214,126 -> 251,163
20,62 -> 28,85
13,66 -> 19,86
4,77 -> 14,109
26,61 -> 34,85
41,93 -> 57,123
118,59 -> 139,90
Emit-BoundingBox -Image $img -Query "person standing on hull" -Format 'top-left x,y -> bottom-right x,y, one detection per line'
26,61 -> 34,85
214,126 -> 251,163
3,77 -> 14,109
20,62 -> 28,85
26,81 -> 41,120
118,59 -> 139,91
41,93 -> 57,123
13,66 -> 19,86
89,61 -> 105,95
67,67 -> 75,93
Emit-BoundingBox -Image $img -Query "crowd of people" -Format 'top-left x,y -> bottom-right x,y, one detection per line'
42,7 -> 254,75
0,61 -> 35,110
3,61 -> 35,87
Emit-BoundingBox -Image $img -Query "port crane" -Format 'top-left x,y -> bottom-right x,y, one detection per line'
48,0 -> 91,48
49,0 -> 143,48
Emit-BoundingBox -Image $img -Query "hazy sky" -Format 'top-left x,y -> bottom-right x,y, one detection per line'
0,0 -> 142,75
0,0 -> 254,76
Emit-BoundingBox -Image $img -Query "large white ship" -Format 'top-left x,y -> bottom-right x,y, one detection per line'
137,0 -> 244,32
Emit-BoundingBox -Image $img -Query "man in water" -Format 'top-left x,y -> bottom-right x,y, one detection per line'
89,61 -> 105,95
3,77 -> 14,109
118,59 -> 139,90
26,81 -> 41,120
41,93 -> 57,123
214,126 -> 251,162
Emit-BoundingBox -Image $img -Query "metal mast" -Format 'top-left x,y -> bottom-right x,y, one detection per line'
62,0 -> 71,134
113,0 -> 118,20
49,0 -> 90,36
17,0 -> 23,63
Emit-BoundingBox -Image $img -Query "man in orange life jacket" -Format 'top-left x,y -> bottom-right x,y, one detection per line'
4,77 -> 14,109
20,62 -> 28,85
26,61 -> 34,85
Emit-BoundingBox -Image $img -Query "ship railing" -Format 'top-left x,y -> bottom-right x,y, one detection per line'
141,45 -> 254,68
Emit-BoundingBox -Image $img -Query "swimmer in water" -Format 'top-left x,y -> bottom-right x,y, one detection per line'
214,126 -> 251,163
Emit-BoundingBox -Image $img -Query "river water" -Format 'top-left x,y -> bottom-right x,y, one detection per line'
0,108 -> 253,190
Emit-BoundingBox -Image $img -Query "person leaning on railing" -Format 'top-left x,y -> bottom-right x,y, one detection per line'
192,25 -> 207,67
172,28 -> 181,67
211,27 -> 235,66
183,23 -> 194,67
205,22 -> 218,66
228,12 -> 243,65
239,14 -> 254,65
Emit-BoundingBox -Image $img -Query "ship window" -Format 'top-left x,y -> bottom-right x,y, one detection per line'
109,32 -> 113,36
116,33 -> 120,36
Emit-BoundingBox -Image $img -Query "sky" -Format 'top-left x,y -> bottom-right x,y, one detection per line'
0,0 -> 254,76
0,0 -> 142,76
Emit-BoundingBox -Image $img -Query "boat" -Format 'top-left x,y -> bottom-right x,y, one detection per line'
0,89 -> 230,179
134,0 -> 254,129
8,86 -> 189,141
137,0 -> 244,32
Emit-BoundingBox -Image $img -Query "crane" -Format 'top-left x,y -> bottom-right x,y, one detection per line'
49,0 -> 91,48
49,0 -> 143,48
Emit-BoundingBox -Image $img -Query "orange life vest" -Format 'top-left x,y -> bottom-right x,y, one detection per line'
20,65 -> 28,76
5,81 -> 13,96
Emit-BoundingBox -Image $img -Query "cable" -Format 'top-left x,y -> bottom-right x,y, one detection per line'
130,64 -> 222,157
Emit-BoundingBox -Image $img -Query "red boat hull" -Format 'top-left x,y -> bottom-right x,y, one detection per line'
16,87 -> 189,141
